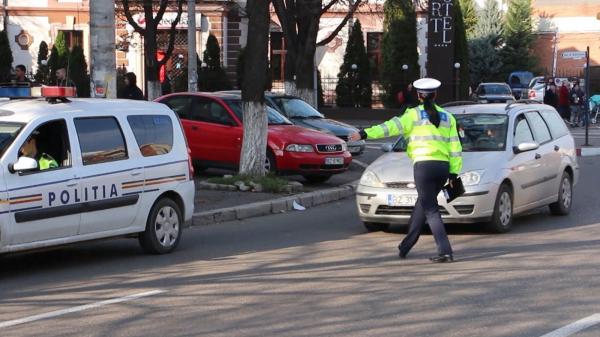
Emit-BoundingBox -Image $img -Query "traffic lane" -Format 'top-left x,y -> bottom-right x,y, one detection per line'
2,159 -> 599,337
3,195 -> 600,337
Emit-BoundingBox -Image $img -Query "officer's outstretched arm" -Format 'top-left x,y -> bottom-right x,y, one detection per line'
359,114 -> 412,140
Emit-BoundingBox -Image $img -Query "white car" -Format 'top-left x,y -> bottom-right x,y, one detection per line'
356,101 -> 579,233
0,94 -> 195,254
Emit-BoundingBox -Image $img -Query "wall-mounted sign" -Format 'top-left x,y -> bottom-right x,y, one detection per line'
131,13 -> 201,30
562,51 -> 587,60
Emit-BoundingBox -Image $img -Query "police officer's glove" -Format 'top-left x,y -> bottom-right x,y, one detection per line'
449,173 -> 458,181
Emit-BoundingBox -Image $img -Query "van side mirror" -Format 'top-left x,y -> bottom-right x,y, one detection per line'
513,142 -> 539,154
8,156 -> 38,174
381,143 -> 394,153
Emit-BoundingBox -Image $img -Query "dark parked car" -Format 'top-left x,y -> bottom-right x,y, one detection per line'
472,83 -> 515,104
220,91 -> 366,155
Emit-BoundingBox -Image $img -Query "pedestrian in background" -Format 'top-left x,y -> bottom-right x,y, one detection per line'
569,83 -> 585,127
120,72 -> 144,100
544,83 -> 558,109
558,81 -> 571,120
13,64 -> 31,85
350,78 -> 462,263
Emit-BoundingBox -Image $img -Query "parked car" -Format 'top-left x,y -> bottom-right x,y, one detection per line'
156,92 -> 352,183
472,83 -> 515,103
0,92 -> 195,255
356,101 -> 578,233
508,71 -> 534,99
219,91 -> 366,155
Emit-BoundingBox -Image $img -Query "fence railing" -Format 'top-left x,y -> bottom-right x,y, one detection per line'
270,78 -> 384,107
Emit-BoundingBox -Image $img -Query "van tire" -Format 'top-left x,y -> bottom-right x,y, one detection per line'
487,184 -> 513,233
549,172 -> 572,216
139,198 -> 183,254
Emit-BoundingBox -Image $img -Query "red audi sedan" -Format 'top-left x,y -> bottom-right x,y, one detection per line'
156,92 -> 352,183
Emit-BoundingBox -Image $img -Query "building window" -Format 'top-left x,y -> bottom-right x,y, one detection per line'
367,32 -> 383,81
270,32 -> 286,82
59,30 -> 84,49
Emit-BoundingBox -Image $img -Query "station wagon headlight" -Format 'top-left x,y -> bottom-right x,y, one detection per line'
360,170 -> 385,188
285,144 -> 314,152
341,142 -> 348,152
459,170 -> 485,186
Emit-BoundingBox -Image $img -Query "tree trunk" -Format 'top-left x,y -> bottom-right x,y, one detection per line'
239,102 -> 269,176
147,81 -> 162,101
296,88 -> 315,108
284,80 -> 297,96
239,0 -> 270,176
90,1 -> 116,98
294,4 -> 320,108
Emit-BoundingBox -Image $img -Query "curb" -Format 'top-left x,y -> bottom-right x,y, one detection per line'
577,147 -> 600,157
189,184 -> 356,227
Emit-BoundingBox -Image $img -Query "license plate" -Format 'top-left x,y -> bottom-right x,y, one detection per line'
387,194 -> 418,206
348,146 -> 361,153
325,157 -> 344,165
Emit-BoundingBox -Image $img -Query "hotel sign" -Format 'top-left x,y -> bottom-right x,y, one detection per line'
427,0 -> 456,103
132,13 -> 201,29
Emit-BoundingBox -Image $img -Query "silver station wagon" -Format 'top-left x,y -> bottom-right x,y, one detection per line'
356,101 -> 579,233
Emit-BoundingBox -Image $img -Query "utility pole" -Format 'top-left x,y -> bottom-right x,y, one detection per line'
187,0 -> 197,92
584,46 -> 590,146
90,1 -> 116,98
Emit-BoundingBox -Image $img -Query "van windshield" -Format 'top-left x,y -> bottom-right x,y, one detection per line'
0,122 -> 24,156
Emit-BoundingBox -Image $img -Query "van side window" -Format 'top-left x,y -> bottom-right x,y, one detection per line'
540,110 -> 568,139
514,114 -> 534,145
74,117 -> 128,165
127,115 -> 174,157
525,111 -> 552,144
18,119 -> 71,171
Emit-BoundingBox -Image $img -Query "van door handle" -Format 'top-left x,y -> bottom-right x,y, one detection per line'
131,169 -> 142,176
67,181 -> 78,187
535,153 -> 542,159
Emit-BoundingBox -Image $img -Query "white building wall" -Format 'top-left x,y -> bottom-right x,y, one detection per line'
7,16 -> 51,73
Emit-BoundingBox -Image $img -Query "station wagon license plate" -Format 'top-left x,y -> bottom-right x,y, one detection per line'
387,194 -> 418,206
325,157 -> 344,165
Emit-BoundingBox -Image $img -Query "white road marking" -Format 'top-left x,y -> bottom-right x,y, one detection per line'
351,159 -> 370,169
539,313 -> 600,337
0,289 -> 166,329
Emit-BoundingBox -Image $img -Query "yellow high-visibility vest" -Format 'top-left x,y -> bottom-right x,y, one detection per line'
364,104 -> 463,174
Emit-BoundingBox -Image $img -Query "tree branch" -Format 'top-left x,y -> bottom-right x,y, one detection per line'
321,0 -> 339,15
123,0 -> 145,34
159,0 -> 184,66
272,0 -> 298,54
316,0 -> 362,47
155,0 -> 170,27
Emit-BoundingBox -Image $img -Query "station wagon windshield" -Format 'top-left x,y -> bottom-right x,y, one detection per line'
271,97 -> 323,119
0,123 -> 24,156
393,114 -> 508,152
226,100 -> 293,125
478,85 -> 512,95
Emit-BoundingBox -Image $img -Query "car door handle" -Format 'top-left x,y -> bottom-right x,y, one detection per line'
554,145 -> 560,151
535,153 -> 542,160
191,126 -> 199,131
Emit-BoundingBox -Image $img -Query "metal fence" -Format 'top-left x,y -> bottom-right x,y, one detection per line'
271,78 -> 384,107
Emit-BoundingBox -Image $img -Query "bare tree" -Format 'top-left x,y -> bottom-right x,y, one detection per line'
118,0 -> 184,100
239,0 -> 271,176
272,0 -> 363,105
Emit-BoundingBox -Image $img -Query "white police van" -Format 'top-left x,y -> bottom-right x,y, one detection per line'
0,91 -> 195,255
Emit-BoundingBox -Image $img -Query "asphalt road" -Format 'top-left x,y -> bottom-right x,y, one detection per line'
1,158 -> 600,337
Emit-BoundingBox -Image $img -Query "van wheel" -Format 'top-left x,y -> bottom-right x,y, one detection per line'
549,172 -> 572,216
487,184 -> 513,233
139,198 -> 182,254
364,222 -> 390,232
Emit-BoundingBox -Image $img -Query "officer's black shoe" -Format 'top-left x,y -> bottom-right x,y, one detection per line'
399,251 -> 407,259
429,254 -> 453,263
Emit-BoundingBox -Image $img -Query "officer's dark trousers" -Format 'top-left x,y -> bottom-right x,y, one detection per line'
399,160 -> 453,256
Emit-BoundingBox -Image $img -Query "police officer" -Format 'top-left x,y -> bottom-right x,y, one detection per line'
349,78 -> 462,263
19,131 -> 58,170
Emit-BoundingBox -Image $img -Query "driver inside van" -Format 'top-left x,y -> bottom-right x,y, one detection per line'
19,131 -> 58,170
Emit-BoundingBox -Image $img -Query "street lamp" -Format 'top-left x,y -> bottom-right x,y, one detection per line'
454,62 -> 461,101
350,64 -> 358,107
402,64 -> 408,87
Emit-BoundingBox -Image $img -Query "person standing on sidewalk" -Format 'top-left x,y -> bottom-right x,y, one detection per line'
558,81 -> 571,121
349,78 -> 463,263
570,83 -> 585,127
544,83 -> 558,109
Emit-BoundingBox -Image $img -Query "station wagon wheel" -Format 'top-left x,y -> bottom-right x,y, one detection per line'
363,222 -> 390,232
139,198 -> 183,254
549,171 -> 572,216
487,184 -> 513,233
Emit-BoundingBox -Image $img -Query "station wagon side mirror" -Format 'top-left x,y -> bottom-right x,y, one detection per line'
513,142 -> 539,154
8,156 -> 38,174
381,143 -> 394,153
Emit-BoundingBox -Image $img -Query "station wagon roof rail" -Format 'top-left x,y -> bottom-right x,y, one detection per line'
505,99 -> 541,111
441,101 -> 478,108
